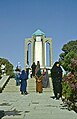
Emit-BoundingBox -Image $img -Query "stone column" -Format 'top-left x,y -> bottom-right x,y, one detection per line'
35,36 -> 42,66
31,38 -> 34,65
24,39 -> 28,67
42,41 -> 45,67
50,41 -> 52,66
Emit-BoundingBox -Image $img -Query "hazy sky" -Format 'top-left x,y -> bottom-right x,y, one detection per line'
0,0 -> 77,68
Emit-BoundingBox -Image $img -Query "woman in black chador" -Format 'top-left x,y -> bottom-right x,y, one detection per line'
51,62 -> 63,99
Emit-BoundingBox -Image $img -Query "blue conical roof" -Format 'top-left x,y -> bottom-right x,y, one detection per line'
32,29 -> 45,36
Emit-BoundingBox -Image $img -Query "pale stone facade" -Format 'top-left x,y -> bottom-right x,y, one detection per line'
24,29 -> 52,68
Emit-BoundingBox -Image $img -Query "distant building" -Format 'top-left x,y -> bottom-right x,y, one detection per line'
24,29 -> 52,68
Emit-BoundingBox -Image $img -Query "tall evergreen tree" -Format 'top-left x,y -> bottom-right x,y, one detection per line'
59,40 -> 77,71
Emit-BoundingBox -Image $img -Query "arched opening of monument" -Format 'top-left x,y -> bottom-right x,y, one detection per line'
28,43 -> 32,66
45,42 -> 50,67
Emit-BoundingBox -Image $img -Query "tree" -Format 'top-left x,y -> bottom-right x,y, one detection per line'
0,58 -> 14,78
59,40 -> 77,71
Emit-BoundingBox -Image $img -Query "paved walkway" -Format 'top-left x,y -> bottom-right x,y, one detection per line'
0,78 -> 77,119
0,92 -> 77,119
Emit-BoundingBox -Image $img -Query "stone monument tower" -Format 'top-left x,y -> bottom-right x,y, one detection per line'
24,29 -> 52,68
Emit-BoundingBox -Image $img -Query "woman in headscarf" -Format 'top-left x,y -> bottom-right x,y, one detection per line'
42,68 -> 49,88
35,61 -> 44,93
51,62 -> 63,99
20,70 -> 28,95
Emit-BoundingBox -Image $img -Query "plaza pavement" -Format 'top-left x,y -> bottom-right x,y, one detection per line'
0,78 -> 77,119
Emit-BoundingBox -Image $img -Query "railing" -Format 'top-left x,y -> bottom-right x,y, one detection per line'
0,75 -> 9,93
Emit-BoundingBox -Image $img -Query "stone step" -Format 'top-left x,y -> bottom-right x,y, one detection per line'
3,78 -> 20,92
27,78 -> 36,92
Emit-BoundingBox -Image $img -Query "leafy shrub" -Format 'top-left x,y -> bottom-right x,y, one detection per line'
62,58 -> 77,102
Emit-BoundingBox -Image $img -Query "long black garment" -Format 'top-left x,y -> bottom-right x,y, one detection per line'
31,63 -> 36,76
51,64 -> 62,98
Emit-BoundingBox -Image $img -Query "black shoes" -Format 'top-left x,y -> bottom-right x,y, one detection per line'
25,91 -> 28,95
50,96 -> 56,99
50,93 -> 62,100
21,91 -> 28,95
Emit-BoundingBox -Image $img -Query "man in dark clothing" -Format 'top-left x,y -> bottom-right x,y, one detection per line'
31,62 -> 36,77
51,62 -> 63,99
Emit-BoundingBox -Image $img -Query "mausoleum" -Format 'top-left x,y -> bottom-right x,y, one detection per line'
24,29 -> 52,68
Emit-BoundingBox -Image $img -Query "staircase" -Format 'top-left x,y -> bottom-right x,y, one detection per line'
3,77 -> 53,93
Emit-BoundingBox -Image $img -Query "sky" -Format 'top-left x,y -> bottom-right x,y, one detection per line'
0,0 -> 77,69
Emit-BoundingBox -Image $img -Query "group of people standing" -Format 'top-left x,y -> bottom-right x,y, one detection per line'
34,61 -> 49,93
34,61 -> 63,100
15,61 -> 49,95
15,61 -> 63,100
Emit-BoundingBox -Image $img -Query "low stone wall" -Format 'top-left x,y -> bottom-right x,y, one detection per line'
0,75 -> 9,93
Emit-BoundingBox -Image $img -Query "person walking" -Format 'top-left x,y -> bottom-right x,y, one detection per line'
20,70 -> 28,95
51,61 -> 63,99
15,71 -> 20,86
42,68 -> 49,88
31,62 -> 36,77
15,66 -> 21,86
